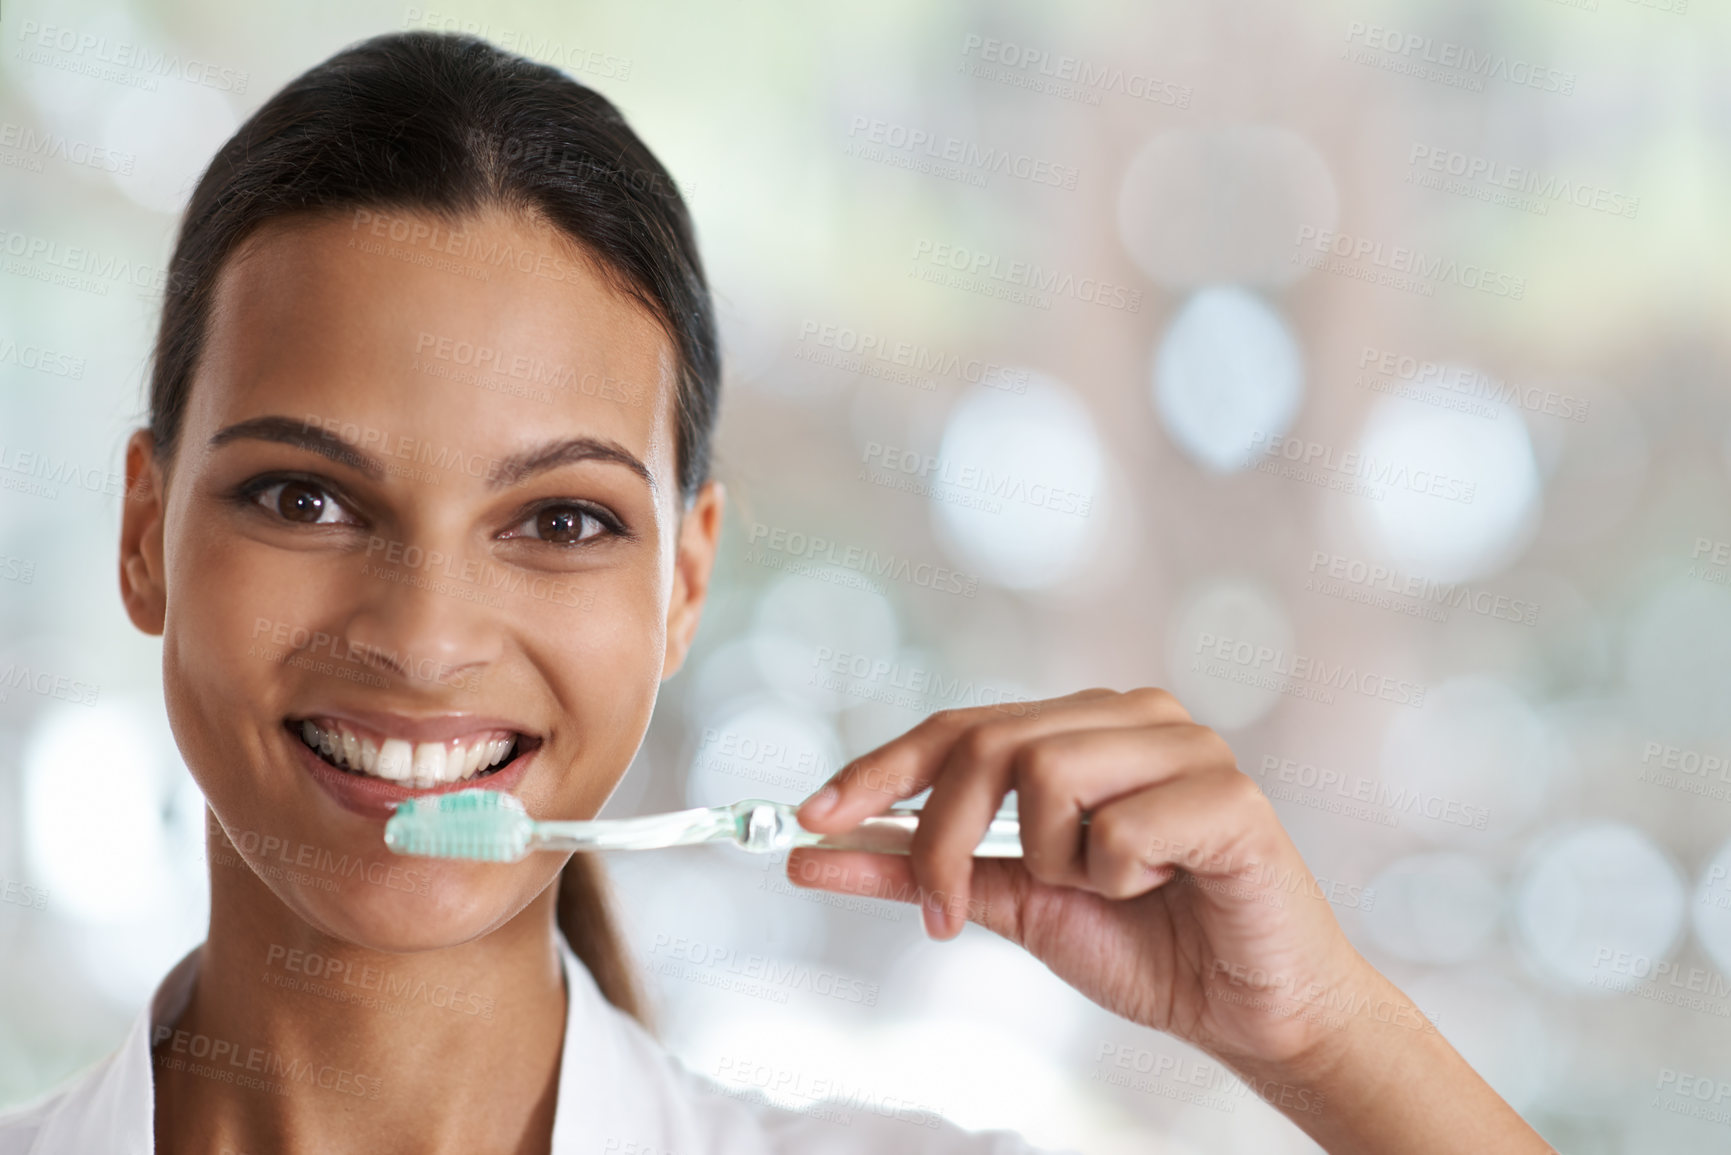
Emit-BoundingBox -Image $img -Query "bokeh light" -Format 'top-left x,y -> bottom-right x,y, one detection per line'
928,373 -> 1111,591
1117,124 -> 1337,289
1512,822 -> 1686,992
1153,286 -> 1304,473
1352,393 -> 1543,583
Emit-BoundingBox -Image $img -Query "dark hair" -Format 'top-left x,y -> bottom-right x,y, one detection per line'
148,30 -> 724,1026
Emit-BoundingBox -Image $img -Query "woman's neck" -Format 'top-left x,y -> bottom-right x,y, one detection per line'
153,858 -> 568,1155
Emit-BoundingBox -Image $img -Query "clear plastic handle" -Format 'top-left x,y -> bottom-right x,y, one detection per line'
801,812 -> 1027,857
731,798 -> 1049,857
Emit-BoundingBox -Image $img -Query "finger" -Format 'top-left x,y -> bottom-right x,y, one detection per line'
1082,769 -> 1303,909
785,846 -> 1038,945
900,689 -> 1192,938
796,686 -> 1177,832
1014,722 -> 1238,890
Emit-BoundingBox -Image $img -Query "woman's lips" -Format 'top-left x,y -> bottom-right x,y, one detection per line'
290,727 -> 536,821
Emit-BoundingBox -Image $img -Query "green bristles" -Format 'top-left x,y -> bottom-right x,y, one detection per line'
384,789 -> 535,862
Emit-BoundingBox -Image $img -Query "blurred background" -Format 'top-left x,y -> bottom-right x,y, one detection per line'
2,0 -> 1727,1150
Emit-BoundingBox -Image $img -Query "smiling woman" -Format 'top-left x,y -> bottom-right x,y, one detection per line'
0,28 -> 1552,1155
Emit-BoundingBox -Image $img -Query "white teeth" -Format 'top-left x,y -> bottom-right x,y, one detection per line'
376,738 -> 413,781
410,742 -> 447,788
300,721 -> 519,784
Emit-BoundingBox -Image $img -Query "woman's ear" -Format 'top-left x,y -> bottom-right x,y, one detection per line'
662,480 -> 725,679
119,428 -> 168,636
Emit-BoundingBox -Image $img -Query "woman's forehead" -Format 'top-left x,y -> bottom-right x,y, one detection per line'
188,209 -> 680,484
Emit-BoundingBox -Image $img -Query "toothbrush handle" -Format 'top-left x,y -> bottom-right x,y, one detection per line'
802,814 -> 1026,857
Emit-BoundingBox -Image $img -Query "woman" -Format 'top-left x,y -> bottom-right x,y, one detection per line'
0,31 -> 1551,1155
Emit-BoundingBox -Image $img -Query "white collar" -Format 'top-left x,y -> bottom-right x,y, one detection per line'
0,937 -> 647,1155
0,936 -> 1046,1154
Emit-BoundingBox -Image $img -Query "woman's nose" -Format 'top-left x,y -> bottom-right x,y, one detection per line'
339,538 -> 504,692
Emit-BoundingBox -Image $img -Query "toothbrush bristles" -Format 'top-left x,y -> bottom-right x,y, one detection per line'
384,789 -> 536,861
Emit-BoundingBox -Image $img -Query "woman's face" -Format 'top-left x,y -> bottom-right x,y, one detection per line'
118,208 -> 721,951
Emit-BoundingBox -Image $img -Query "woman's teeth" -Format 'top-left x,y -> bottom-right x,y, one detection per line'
297,719 -> 517,788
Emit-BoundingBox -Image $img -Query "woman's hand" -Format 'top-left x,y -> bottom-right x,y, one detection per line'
788,688 -> 1554,1154
788,688 -> 1353,1063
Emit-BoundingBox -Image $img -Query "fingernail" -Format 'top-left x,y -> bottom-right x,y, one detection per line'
923,902 -> 946,939
803,782 -> 840,820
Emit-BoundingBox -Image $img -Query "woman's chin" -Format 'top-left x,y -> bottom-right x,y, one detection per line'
277,868 -> 557,954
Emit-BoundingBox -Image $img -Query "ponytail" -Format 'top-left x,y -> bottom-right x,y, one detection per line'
555,854 -> 652,1030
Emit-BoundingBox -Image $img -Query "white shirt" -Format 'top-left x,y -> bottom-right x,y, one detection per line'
0,936 -> 1064,1154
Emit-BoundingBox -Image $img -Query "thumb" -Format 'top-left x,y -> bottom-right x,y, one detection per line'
784,848 -> 1034,944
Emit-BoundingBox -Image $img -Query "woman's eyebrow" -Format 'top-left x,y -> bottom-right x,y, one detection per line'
209,415 -> 385,479
207,415 -> 658,495
492,437 -> 658,496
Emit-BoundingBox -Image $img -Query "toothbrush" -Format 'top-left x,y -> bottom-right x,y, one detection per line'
383,788 -> 1028,862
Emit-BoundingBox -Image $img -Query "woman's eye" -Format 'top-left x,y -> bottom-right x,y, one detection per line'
254,480 -> 353,525
513,504 -> 609,545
